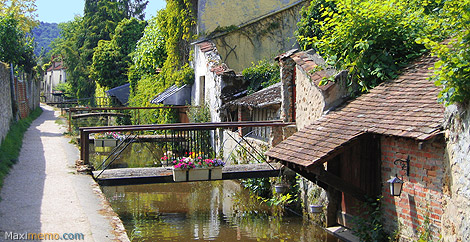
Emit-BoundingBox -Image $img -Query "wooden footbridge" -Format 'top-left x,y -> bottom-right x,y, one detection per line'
92,163 -> 281,186
79,121 -> 292,186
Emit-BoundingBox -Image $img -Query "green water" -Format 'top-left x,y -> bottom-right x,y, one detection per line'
90,142 -> 165,169
101,181 -> 339,242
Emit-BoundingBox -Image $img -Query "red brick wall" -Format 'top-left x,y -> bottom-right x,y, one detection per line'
381,136 -> 445,240
15,77 -> 30,119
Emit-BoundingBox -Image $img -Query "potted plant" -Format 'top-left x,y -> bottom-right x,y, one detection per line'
308,188 -> 323,213
94,132 -> 122,147
168,152 -> 225,182
274,176 -> 288,194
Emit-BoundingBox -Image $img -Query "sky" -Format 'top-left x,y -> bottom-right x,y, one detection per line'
35,0 -> 166,23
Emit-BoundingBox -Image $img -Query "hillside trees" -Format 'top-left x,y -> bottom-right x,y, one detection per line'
31,22 -> 60,57
50,0 -> 148,102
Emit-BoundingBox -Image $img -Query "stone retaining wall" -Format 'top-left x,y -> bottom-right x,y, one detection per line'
0,63 -> 12,142
441,103 -> 470,242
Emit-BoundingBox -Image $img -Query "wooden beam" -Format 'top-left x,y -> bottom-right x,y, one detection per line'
310,166 -> 368,202
71,112 -> 130,119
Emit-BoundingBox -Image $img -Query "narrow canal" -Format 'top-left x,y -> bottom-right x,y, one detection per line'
91,143 -> 340,241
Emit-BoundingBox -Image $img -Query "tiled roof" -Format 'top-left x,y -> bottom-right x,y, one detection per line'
266,55 -> 444,168
224,82 -> 281,109
197,41 -> 215,53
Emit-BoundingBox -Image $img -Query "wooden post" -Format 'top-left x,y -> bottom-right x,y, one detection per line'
326,187 -> 341,227
68,110 -> 72,133
80,130 -> 90,165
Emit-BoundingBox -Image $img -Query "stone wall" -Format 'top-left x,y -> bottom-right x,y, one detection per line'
381,136 -> 447,241
440,103 -> 470,242
294,65 -> 325,130
210,2 -> 306,72
0,63 -> 13,142
197,0 -> 304,34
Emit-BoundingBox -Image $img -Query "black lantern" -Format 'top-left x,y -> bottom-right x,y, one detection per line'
387,175 -> 404,196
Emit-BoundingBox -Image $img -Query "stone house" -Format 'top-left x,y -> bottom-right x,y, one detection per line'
43,57 -> 66,101
267,53 -> 456,241
223,82 -> 282,141
191,0 -> 308,122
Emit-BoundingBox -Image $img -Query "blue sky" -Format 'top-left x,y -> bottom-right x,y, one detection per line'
35,0 -> 166,23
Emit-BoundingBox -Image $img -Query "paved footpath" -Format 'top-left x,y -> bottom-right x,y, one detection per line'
0,105 -> 129,242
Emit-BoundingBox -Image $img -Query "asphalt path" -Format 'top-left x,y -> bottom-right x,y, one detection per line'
0,104 -> 129,242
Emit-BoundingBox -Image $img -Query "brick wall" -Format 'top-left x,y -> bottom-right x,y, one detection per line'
0,63 -> 13,142
381,136 -> 446,241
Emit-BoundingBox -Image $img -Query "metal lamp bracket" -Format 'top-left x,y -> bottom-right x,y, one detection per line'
394,155 -> 410,176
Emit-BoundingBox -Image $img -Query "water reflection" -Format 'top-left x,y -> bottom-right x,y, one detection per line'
90,142 -> 165,169
101,181 -> 339,242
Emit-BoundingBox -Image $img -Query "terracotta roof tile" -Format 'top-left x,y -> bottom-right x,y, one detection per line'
267,54 -> 444,168
223,82 -> 281,109
197,41 -> 215,53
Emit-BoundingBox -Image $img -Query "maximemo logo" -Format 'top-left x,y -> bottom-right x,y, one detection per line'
1,231 -> 85,240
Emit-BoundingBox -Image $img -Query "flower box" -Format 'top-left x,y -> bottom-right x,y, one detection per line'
173,167 -> 222,182
94,138 -> 119,147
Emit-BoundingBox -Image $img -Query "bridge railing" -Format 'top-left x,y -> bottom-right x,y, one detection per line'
66,106 -> 190,133
79,121 -> 293,167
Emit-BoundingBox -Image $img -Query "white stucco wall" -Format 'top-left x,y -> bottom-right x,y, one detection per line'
193,43 -> 223,122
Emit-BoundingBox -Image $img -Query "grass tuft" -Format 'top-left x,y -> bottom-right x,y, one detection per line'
0,107 -> 43,191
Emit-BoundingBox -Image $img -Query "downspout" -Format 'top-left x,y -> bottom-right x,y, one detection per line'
9,63 -> 18,122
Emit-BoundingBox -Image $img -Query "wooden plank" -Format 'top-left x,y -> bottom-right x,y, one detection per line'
71,112 -> 130,119
92,163 -> 281,186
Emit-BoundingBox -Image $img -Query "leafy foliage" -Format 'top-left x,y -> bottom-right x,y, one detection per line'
296,0 -> 336,50
242,59 -> 280,94
187,102 -> 211,123
418,0 -> 470,105
351,197 -> 388,242
296,0 -> 441,92
0,0 -> 38,32
90,18 -> 146,89
0,14 -> 36,72
128,0 -> 195,124
50,0 -> 148,102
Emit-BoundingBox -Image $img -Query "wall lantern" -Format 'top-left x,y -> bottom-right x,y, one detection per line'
387,175 -> 404,196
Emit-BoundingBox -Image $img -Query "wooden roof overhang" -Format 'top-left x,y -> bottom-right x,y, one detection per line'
266,54 -> 445,202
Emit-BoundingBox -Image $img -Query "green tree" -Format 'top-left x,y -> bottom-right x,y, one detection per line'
0,0 -> 38,32
128,0 -> 195,124
49,16 -> 85,100
90,18 -> 146,89
418,0 -> 470,105
296,0 -> 441,92
128,17 -> 166,90
0,14 -> 36,73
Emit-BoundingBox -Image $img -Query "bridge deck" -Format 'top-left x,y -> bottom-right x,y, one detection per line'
92,163 -> 281,186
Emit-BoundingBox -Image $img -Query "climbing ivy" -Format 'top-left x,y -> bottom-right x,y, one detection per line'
128,0 -> 195,124
242,59 -> 280,94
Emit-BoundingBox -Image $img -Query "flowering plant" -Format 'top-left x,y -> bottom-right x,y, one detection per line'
94,132 -> 122,139
162,152 -> 225,169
